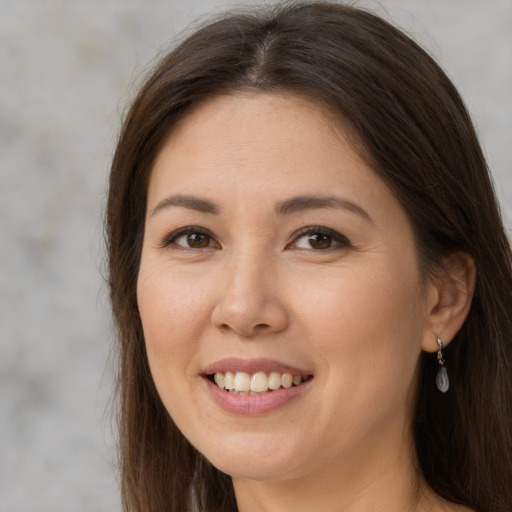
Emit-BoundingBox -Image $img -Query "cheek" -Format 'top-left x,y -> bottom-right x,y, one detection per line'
136,262 -> 209,374
298,260 -> 425,392
136,263 -> 212,433
296,266 -> 425,450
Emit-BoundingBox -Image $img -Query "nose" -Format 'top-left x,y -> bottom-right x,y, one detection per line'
210,252 -> 289,338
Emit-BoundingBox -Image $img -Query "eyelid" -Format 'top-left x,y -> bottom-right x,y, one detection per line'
287,226 -> 352,250
158,225 -> 350,251
158,226 -> 219,249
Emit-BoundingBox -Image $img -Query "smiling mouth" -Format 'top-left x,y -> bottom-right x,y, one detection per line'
207,371 -> 312,395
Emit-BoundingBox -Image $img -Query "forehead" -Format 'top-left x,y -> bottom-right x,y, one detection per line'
148,93 -> 381,204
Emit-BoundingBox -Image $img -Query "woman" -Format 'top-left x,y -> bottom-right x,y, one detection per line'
106,2 -> 512,511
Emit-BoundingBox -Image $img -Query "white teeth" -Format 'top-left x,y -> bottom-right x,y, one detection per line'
224,371 -> 235,390
214,373 -> 225,388
281,373 -> 293,389
268,371 -> 282,390
212,370 -> 307,393
250,372 -> 269,392
234,372 -> 251,392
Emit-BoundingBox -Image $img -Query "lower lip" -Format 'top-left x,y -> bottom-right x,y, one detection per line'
204,377 -> 312,415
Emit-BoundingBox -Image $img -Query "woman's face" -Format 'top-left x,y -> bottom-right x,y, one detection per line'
137,93 -> 434,483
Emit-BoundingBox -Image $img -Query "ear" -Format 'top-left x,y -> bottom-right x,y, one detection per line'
422,252 -> 476,352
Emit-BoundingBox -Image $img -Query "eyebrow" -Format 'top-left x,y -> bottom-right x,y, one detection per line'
275,195 -> 373,223
151,194 -> 221,217
150,193 -> 372,223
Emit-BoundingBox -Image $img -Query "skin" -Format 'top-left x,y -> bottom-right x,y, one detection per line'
137,93 -> 475,512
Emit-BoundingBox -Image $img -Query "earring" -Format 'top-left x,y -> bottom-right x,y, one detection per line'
436,337 -> 449,393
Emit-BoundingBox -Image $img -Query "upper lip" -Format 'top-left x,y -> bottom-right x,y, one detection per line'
203,357 -> 312,376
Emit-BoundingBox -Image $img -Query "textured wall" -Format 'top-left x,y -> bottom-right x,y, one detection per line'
1,1 -> 510,510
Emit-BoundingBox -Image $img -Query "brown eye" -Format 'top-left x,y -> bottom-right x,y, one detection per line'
163,227 -> 218,250
186,232 -> 210,248
307,233 -> 332,249
291,227 -> 351,251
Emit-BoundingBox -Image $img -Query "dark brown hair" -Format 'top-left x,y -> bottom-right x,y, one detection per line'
106,2 -> 512,511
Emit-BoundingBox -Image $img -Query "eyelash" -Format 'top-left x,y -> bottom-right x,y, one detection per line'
288,226 -> 352,251
159,226 -> 352,252
159,226 -> 216,250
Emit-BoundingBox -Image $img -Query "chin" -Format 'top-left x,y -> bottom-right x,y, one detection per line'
195,431 -> 305,482
211,457 -> 300,483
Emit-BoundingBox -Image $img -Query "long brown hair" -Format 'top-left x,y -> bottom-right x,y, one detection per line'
106,3 -> 512,511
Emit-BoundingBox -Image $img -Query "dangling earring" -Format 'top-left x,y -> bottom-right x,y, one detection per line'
436,337 -> 449,393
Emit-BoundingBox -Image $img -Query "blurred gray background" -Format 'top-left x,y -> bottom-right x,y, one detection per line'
1,0 -> 510,510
